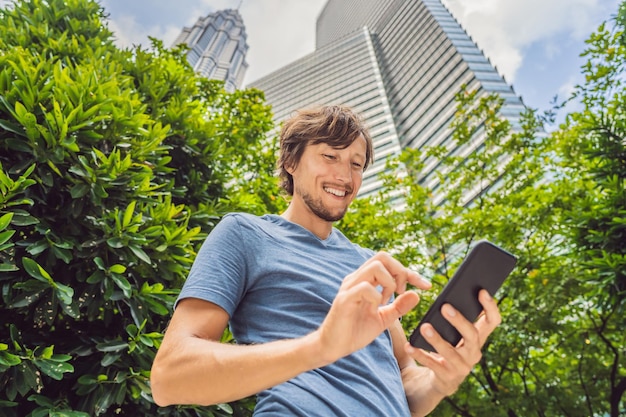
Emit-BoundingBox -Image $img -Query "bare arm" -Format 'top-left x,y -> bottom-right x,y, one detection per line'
150,298 -> 332,406
393,290 -> 502,417
392,319 -> 446,417
151,252 -> 431,407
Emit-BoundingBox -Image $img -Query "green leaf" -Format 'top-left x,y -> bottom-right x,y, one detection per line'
93,183 -> 108,198
122,200 -> 136,228
0,399 -> 18,408
94,387 -> 115,415
129,244 -> 151,264
101,353 -> 120,367
0,263 -> 20,272
27,393 -> 56,408
55,282 -> 74,306
93,257 -> 106,270
143,297 -> 170,315
70,183 -> 90,198
96,340 -> 128,353
109,264 -> 126,274
60,299 -> 80,319
0,230 -> 15,246
0,212 -> 13,231
34,359 -> 74,380
0,118 -> 26,137
22,258 -> 53,283
8,287 -> 46,308
106,237 -> 124,248
86,270 -> 104,284
110,274 -> 131,298
0,351 -> 21,367
16,362 -> 40,396
11,211 -> 39,226
138,335 -> 154,347
26,239 -> 49,256
51,246 -> 73,263
217,403 -> 234,413
40,345 -> 54,359
77,374 -> 98,385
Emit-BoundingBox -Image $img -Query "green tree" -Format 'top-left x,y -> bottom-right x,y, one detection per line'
0,0 -> 280,415
340,3 -> 626,414
557,3 -> 626,414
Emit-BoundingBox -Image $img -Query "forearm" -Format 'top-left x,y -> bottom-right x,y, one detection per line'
151,331 -> 328,406
402,365 -> 447,417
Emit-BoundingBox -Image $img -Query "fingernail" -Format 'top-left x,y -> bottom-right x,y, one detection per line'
419,277 -> 432,289
444,304 -> 456,317
425,328 -> 434,338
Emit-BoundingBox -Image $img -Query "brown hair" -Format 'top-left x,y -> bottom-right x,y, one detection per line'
277,105 -> 374,195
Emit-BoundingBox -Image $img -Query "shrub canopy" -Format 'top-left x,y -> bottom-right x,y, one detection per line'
0,0 -> 280,415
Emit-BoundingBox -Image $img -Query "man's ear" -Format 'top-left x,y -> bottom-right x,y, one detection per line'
285,163 -> 296,175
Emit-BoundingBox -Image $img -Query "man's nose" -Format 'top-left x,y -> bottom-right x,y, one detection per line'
334,161 -> 352,182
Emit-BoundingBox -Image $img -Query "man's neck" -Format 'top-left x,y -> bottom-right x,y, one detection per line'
280,204 -> 333,240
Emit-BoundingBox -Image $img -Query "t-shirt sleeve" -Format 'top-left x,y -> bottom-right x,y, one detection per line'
176,214 -> 247,317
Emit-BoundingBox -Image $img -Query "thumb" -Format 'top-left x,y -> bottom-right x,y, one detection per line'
379,291 -> 420,327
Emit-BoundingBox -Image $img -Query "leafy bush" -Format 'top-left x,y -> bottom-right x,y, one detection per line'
0,0 -> 280,415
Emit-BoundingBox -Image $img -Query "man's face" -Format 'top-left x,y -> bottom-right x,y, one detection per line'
289,135 -> 367,222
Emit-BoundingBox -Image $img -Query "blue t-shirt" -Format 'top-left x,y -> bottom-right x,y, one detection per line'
178,213 -> 411,416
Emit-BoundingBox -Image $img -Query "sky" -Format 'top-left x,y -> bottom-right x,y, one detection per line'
1,0 -> 621,115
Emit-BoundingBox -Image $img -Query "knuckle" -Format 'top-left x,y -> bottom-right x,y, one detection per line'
342,271 -> 356,285
371,259 -> 385,270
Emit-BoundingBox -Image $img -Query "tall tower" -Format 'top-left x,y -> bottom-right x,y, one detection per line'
173,9 -> 248,92
249,0 -> 525,202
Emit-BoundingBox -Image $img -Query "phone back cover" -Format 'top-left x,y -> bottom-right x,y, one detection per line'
409,241 -> 517,351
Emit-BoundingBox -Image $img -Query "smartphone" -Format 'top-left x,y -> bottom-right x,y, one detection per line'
409,240 -> 517,351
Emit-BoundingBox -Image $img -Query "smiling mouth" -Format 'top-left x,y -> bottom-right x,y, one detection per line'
324,186 -> 349,197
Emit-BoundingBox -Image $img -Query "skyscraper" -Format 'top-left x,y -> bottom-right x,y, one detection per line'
249,0 -> 525,202
172,8 -> 248,92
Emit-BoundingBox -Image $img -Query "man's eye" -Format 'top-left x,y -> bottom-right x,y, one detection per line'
323,154 -> 336,160
352,162 -> 363,169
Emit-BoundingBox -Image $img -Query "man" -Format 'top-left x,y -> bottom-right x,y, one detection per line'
150,105 -> 501,416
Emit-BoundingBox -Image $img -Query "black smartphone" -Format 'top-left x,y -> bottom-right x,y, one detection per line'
409,240 -> 517,351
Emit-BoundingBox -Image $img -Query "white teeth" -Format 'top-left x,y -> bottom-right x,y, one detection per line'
324,187 -> 346,197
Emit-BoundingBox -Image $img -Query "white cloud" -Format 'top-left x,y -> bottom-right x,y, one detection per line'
441,0 -> 617,82
88,0 -> 620,109
237,0 -> 327,83
100,0 -> 327,84
558,75 -> 578,100
105,14 -> 143,48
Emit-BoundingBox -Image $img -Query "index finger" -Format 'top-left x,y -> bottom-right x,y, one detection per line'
364,252 -> 431,293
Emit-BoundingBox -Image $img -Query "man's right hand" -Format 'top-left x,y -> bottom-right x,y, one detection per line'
313,251 -> 431,364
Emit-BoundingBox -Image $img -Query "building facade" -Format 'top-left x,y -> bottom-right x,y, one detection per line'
172,8 -> 248,92
249,0 -> 525,202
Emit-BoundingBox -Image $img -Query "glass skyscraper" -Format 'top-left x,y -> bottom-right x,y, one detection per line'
172,8 -> 248,92
249,0 -> 525,201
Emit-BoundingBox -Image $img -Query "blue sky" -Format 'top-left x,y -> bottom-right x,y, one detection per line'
96,0 -> 620,117
443,0 -> 621,116
1,0 -> 621,117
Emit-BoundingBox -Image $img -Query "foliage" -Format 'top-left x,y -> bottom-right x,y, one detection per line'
566,7 -> 626,313
339,3 -> 626,415
1,0 -> 624,415
0,0 -> 280,415
559,4 -> 626,414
